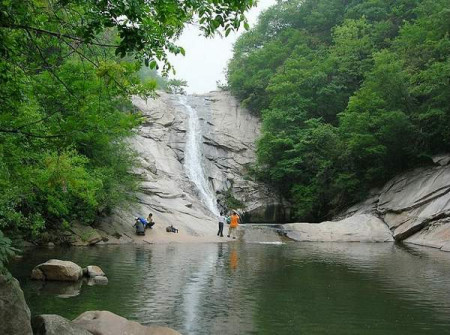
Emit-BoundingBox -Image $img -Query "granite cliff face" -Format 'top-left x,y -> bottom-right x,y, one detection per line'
284,155 -> 450,252
100,91 -> 287,242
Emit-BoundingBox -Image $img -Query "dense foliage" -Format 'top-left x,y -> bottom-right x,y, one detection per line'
227,0 -> 450,221
0,0 -> 254,241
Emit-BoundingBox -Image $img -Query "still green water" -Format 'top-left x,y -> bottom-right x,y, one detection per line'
10,240 -> 450,335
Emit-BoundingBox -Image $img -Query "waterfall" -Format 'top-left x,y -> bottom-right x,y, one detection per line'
178,95 -> 219,216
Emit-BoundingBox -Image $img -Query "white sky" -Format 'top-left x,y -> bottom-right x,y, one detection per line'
168,0 -> 276,94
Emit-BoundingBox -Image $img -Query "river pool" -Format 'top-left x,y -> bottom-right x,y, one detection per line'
10,234 -> 450,335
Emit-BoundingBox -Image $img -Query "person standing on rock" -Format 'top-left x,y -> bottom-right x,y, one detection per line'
217,212 -> 225,237
227,211 -> 240,239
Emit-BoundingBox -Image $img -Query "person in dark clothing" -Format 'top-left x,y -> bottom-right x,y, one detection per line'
217,212 -> 225,237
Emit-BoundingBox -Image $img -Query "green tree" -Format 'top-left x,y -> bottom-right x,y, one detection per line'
0,0 -> 255,239
228,0 -> 449,221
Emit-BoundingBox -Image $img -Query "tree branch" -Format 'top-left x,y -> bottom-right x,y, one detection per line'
0,128 -> 66,138
0,24 -> 118,48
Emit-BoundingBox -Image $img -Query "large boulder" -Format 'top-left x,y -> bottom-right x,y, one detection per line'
73,310 -> 181,335
32,314 -> 91,335
284,214 -> 394,242
0,274 -> 33,335
31,259 -> 83,282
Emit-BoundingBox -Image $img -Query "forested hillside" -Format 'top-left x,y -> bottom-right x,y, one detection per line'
227,0 -> 450,221
0,0 -> 254,248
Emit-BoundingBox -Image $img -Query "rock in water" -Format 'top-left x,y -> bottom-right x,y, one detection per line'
284,214 -> 394,242
0,274 -> 33,335
31,259 -> 83,281
73,310 -> 181,335
86,265 -> 105,277
32,315 -> 91,335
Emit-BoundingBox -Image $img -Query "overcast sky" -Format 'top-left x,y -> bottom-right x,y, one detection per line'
167,0 -> 276,94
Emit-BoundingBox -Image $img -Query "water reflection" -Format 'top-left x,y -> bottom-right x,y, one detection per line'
30,280 -> 82,298
9,241 -> 450,335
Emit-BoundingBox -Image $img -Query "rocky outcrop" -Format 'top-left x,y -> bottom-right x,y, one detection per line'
101,91 -> 288,243
334,154 -> 450,250
284,214 -> 393,242
285,155 -> 450,249
31,259 -> 83,282
72,310 -> 181,335
188,92 -> 290,222
32,315 -> 91,335
0,274 -> 33,335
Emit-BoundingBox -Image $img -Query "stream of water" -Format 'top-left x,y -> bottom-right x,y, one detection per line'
10,236 -> 450,335
178,95 -> 218,216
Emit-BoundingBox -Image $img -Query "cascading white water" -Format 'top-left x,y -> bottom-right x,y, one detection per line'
178,95 -> 219,216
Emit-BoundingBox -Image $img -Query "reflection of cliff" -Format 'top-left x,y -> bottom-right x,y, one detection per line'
102,91 -> 288,241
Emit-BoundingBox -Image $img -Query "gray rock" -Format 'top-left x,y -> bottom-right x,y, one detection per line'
405,217 -> 450,250
334,156 -> 450,248
73,310 -> 181,335
86,265 -> 105,277
0,274 -> 33,335
70,223 -> 103,246
31,259 -> 83,282
285,214 -> 394,242
32,314 -> 91,335
432,154 -> 450,166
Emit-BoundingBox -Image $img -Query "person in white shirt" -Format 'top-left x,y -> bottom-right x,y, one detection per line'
217,212 -> 225,237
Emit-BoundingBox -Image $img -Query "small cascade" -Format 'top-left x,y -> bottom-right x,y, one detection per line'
178,95 -> 219,216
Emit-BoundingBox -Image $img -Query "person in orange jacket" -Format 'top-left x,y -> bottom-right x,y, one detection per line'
227,211 -> 240,239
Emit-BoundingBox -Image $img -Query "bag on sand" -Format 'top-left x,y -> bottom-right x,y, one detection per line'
166,225 -> 179,233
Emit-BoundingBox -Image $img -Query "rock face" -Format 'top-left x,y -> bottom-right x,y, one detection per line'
101,91 -> 288,242
187,92 -> 290,222
72,310 -> 181,335
335,155 -> 450,250
31,259 -> 83,281
32,314 -> 91,335
0,274 -> 33,335
284,214 -> 393,242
